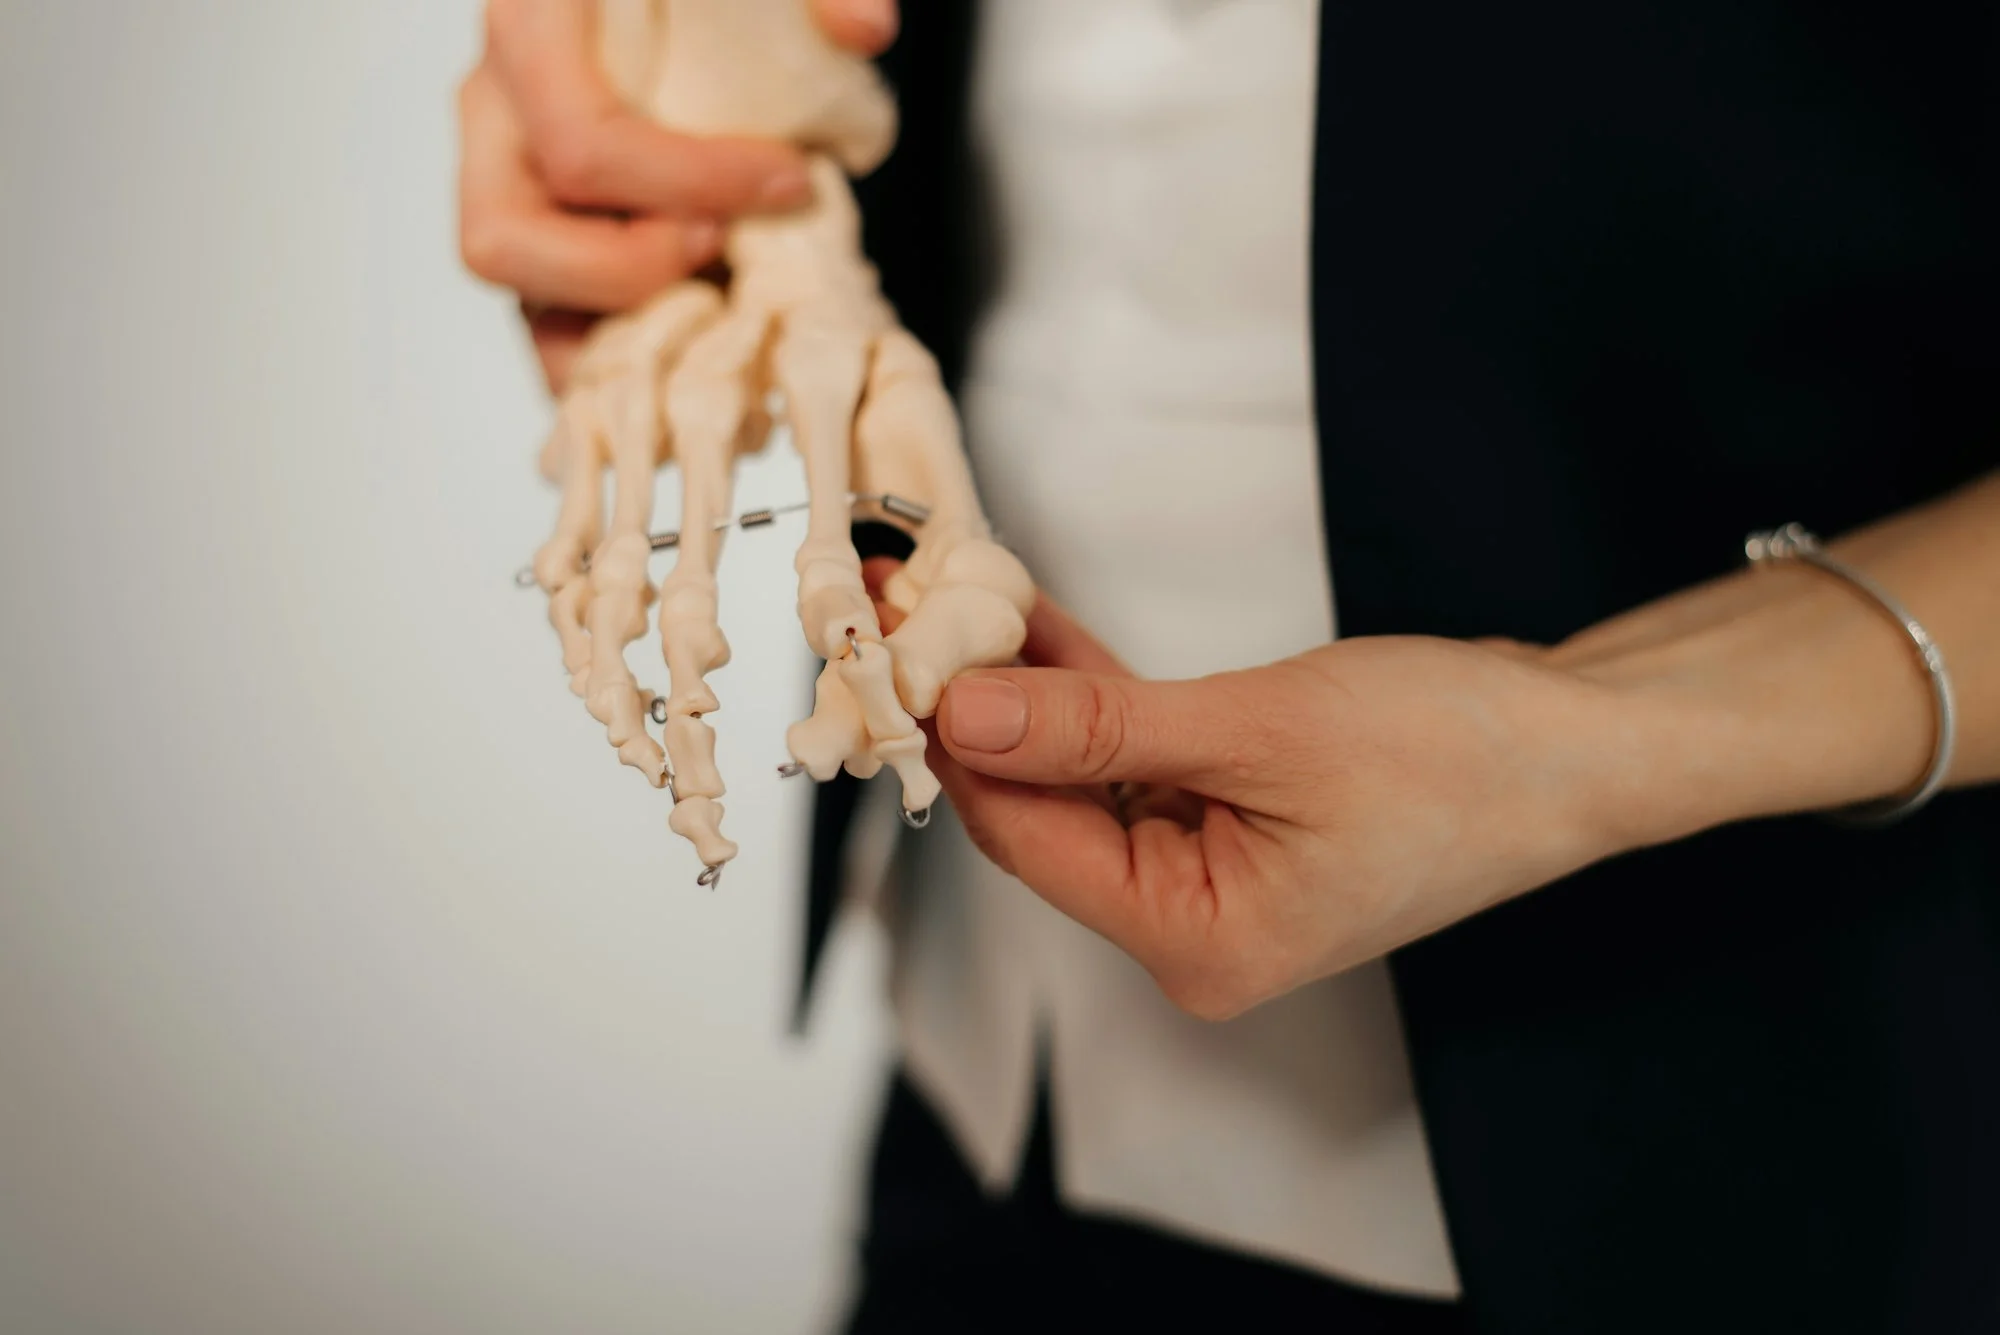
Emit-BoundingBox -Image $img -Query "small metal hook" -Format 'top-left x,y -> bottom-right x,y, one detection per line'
777,761 -> 808,778
514,567 -> 538,589
900,806 -> 933,831
650,697 -> 670,726
696,864 -> 724,890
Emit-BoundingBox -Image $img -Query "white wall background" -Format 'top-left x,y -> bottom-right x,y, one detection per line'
0,3 -> 896,1331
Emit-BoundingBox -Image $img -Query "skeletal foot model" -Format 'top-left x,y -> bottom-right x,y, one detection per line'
525,0 -> 1033,885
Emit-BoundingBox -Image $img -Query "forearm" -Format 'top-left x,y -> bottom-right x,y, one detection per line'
1554,472 -> 2000,850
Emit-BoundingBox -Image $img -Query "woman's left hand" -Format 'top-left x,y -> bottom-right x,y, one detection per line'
921,597 -> 1649,1019
882,472 -> 2000,1021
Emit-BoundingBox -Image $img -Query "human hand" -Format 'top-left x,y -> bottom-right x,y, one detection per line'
913,598 -> 1655,1021
873,471 -> 2000,1022
458,0 -> 899,390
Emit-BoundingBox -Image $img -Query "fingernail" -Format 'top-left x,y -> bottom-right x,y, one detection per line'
946,679 -> 1029,754
757,164 -> 814,210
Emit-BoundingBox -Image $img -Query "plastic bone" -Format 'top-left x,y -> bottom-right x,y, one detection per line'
529,0 -> 1032,881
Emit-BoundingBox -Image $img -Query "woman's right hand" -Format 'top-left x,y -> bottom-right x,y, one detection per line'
457,0 -> 899,391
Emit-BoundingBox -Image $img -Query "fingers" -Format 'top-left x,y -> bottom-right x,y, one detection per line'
460,67 -> 729,309
941,759 -> 1160,931
811,0 -> 900,55
475,212 -> 723,313
937,669 -> 1246,791
533,121 -> 814,219
480,0 -> 606,135
933,745 -> 1254,1016
463,0 -> 820,323
483,0 -> 812,217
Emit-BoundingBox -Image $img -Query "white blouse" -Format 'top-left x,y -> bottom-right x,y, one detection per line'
885,0 -> 1460,1297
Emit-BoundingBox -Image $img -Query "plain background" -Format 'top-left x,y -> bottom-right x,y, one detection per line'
0,2 -> 899,1331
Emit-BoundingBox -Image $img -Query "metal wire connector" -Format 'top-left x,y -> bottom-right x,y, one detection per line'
515,492 -> 933,587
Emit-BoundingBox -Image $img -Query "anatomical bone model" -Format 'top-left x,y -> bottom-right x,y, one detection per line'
524,0 -> 1033,886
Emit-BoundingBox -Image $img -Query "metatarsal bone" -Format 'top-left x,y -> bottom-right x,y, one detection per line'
584,373 -> 669,783
657,303 -> 771,863
777,308 -> 881,661
853,330 -> 1035,716
559,285 -> 721,781
550,581 -> 595,698
659,304 -> 768,711
533,394 -> 606,694
533,394 -> 605,590
854,331 -> 986,595
774,292 -> 935,806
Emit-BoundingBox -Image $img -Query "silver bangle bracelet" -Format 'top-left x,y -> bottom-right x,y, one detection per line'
1745,522 -> 1957,825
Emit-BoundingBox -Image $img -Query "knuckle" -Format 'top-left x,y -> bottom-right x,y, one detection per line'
456,64 -> 500,125
458,218 -> 511,281
535,126 -> 604,202
1074,678 -> 1128,781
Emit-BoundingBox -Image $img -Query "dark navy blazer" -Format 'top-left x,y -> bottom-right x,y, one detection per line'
808,6 -> 2000,1330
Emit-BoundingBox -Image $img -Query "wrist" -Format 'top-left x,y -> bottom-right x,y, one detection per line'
1567,561 -> 1936,851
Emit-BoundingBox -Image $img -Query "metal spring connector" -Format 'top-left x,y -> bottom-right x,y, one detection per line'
515,492 -> 933,587
520,491 -> 946,879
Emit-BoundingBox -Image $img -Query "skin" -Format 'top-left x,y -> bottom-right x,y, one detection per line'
871,473 -> 2000,1022
457,0 -> 900,389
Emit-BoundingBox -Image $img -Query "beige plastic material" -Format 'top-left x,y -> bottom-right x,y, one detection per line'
531,0 -> 1032,876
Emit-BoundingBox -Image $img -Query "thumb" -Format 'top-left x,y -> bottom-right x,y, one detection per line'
938,669 -> 1238,789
